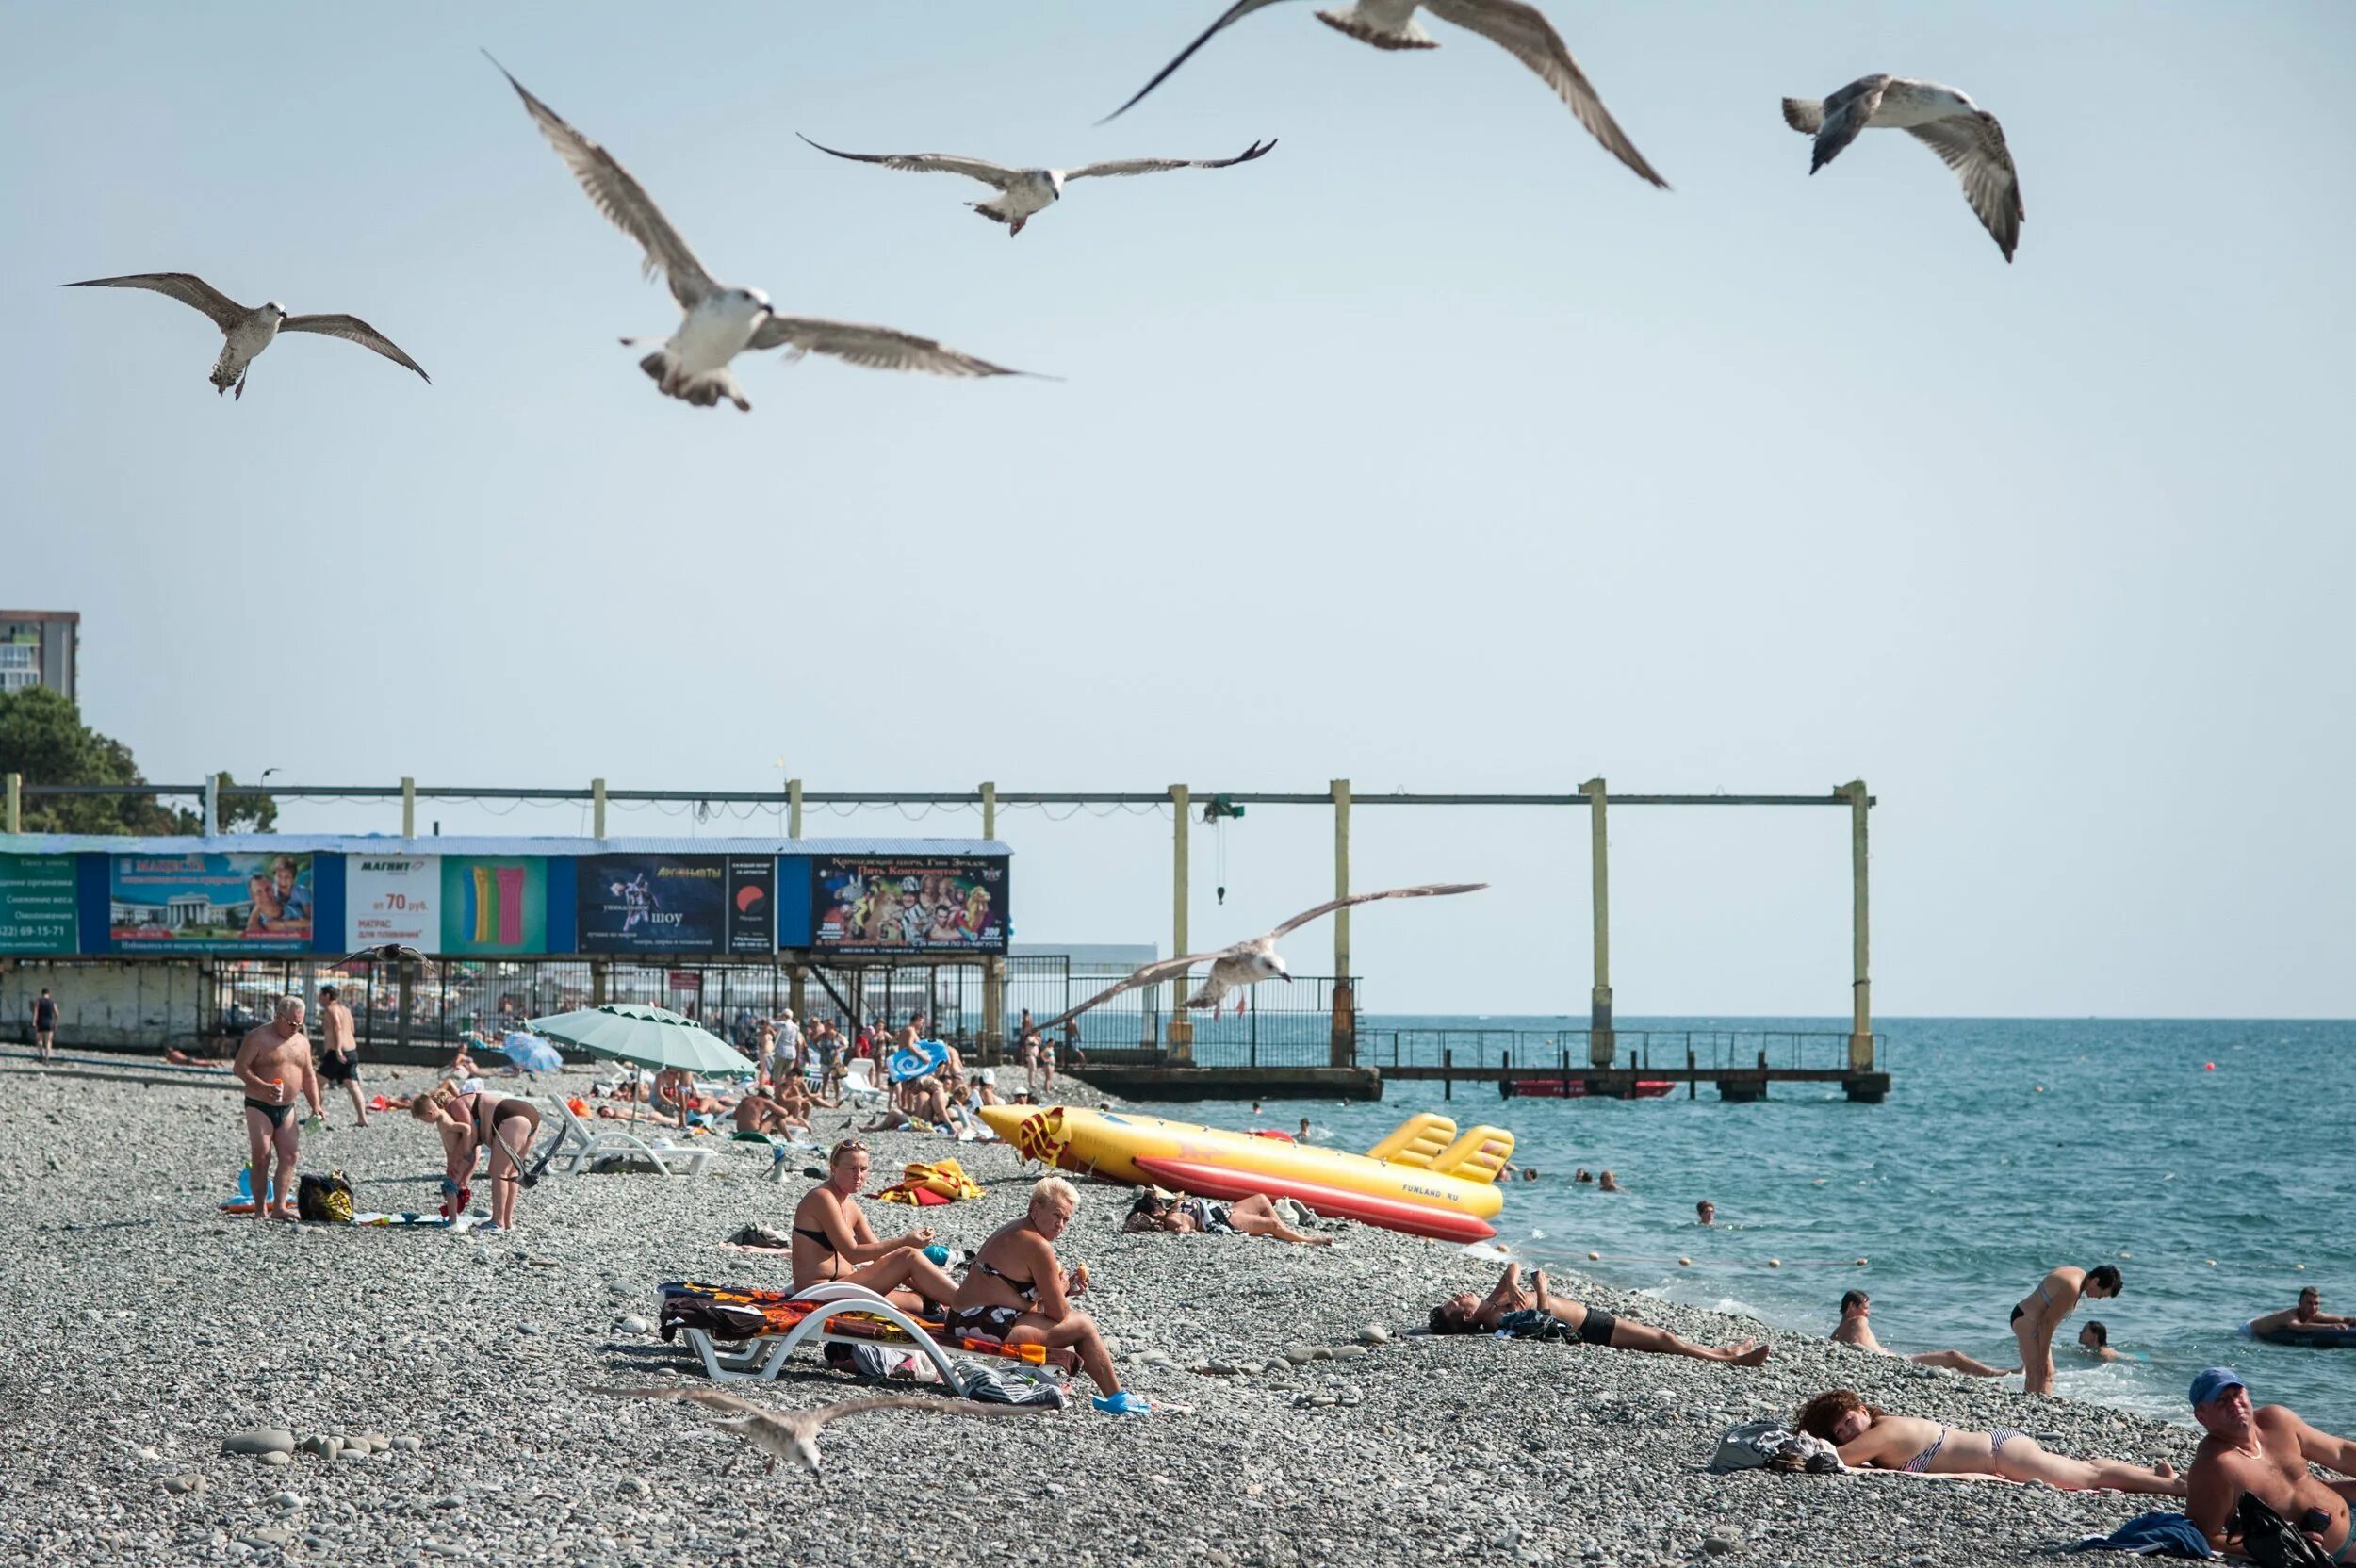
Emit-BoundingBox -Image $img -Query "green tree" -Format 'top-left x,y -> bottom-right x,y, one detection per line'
0,687 -> 275,834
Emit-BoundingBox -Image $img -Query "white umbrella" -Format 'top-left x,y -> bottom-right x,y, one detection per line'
527,1004 -> 751,1125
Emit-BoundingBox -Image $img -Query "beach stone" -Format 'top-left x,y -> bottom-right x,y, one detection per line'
1331,1345 -> 1368,1362
222,1427 -> 296,1457
270,1491 -> 302,1511
1284,1345 -> 1318,1366
1702,1530 -> 1742,1555
1308,1346 -> 1334,1361
617,1315 -> 652,1335
336,1447 -> 368,1463
391,1436 -> 423,1453
296,1434 -> 339,1460
1358,1324 -> 1389,1345
161,1474 -> 205,1495
257,1450 -> 292,1467
239,1527 -> 292,1549
620,1477 -> 651,1498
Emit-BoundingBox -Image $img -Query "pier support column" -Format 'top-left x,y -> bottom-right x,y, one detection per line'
4,772 -> 18,834
401,776 -> 416,838
592,777 -> 607,840
786,778 -> 807,1024
1581,777 -> 1615,1068
980,782 -> 1005,1058
1841,779 -> 1873,1071
1168,784 -> 1192,1057
1331,779 -> 1353,1067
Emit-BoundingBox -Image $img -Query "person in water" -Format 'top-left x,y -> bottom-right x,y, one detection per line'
2184,1367 -> 2356,1562
1597,1170 -> 1624,1192
1832,1290 -> 2015,1378
1123,1188 -> 1332,1245
1795,1388 -> 2184,1494
949,1176 -> 1139,1413
409,1077 -> 542,1233
1429,1261 -> 1769,1365
1695,1199 -> 1716,1226
789,1139 -> 960,1314
2076,1320 -> 2121,1362
2011,1263 -> 2121,1396
2250,1287 -> 2355,1338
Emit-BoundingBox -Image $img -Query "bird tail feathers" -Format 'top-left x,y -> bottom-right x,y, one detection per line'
1316,8 -> 1438,48
634,347 -> 750,413
1781,98 -> 1824,134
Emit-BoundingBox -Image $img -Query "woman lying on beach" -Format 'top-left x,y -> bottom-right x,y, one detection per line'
950,1176 -> 1142,1413
790,1138 -> 961,1315
1122,1188 -> 1333,1245
410,1079 -> 542,1234
2011,1264 -> 2121,1396
1429,1261 -> 1770,1365
1793,1388 -> 2184,1494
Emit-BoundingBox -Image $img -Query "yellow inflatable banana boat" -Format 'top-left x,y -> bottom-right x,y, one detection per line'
979,1103 -> 1512,1243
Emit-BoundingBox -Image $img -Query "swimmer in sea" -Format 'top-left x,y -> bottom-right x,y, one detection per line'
2250,1287 -> 2354,1339
2011,1264 -> 2121,1396
1597,1169 -> 1624,1193
1696,1199 -> 1716,1226
2076,1320 -> 2121,1362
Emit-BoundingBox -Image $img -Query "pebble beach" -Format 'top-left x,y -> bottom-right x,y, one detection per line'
1,1053 -> 2205,1567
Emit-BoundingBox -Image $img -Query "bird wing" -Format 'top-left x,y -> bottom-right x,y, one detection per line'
278,314 -> 431,382
795,135 -> 1022,188
1101,0 -> 1303,122
1266,882 -> 1489,940
1904,110 -> 2023,261
485,53 -> 717,311
810,1395 -> 1048,1427
1807,74 -> 1890,173
744,316 -> 1034,378
1419,0 -> 1666,188
60,272 -> 250,332
1063,138 -> 1278,180
337,944 -> 428,967
1034,953 -> 1223,1033
588,1385 -> 767,1418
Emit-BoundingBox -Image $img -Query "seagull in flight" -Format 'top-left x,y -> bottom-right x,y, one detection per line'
797,134 -> 1278,237
1781,75 -> 2023,261
1104,0 -> 1664,188
1039,882 -> 1486,1026
339,943 -> 434,970
591,1387 -> 1042,1476
59,273 -> 429,400
485,55 -> 1038,411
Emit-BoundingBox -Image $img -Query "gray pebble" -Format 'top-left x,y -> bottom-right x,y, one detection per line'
1284,1345 -> 1319,1366
391,1436 -> 423,1453
617,1315 -> 652,1335
620,1477 -> 651,1497
1331,1344 -> 1369,1361
270,1491 -> 302,1511
256,1450 -> 292,1468
1358,1324 -> 1390,1345
221,1427 -> 296,1457
161,1475 -> 205,1496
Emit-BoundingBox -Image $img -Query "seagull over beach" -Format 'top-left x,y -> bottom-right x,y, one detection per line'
59,273 -> 429,400
1104,0 -> 1665,188
1781,75 -> 2023,261
590,1387 -> 1041,1476
797,134 -> 1278,237
339,943 -> 434,970
1039,882 -> 1487,1027
485,55 -> 1037,411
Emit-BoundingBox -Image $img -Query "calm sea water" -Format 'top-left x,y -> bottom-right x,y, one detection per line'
1150,1016 -> 2356,1433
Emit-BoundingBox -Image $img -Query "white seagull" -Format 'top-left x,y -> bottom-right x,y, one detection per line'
1104,0 -> 1665,188
591,1387 -> 1042,1476
1039,882 -> 1487,1027
60,273 -> 429,400
486,56 -> 1037,412
797,134 -> 1278,237
1781,75 -> 2023,261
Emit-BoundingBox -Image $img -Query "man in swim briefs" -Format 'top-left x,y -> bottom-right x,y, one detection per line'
316,983 -> 368,1126
2250,1287 -> 2355,1338
232,995 -> 323,1220
1431,1260 -> 1769,1365
1832,1290 -> 2014,1377
2185,1367 -> 2356,1562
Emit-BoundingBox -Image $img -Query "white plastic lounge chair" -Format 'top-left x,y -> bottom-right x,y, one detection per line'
540,1097 -> 712,1180
673,1282 -> 967,1386
838,1059 -> 887,1103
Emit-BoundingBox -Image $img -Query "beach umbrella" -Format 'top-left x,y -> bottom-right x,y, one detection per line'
527,1003 -> 752,1125
486,1030 -> 564,1076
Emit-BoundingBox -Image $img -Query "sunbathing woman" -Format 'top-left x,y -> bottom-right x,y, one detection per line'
950,1176 -> 1142,1414
1429,1260 -> 1770,1365
1794,1388 -> 2184,1494
1123,1188 -> 1333,1245
410,1078 -> 542,1235
790,1138 -> 960,1315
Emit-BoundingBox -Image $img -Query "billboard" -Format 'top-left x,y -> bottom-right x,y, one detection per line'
0,854 -> 78,954
110,851 -> 314,950
346,854 -> 439,951
810,855 -> 1008,955
576,854 -> 772,954
439,856 -> 548,954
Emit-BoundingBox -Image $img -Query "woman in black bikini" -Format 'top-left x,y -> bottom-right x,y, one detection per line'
410,1078 -> 542,1234
949,1176 -> 1142,1413
1122,1188 -> 1333,1245
788,1139 -> 961,1315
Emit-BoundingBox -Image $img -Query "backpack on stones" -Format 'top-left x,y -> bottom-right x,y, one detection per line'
2234,1493 -> 2333,1568
297,1169 -> 356,1224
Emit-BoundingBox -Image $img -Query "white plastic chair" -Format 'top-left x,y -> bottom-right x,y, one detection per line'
675,1282 -> 965,1386
540,1096 -> 712,1180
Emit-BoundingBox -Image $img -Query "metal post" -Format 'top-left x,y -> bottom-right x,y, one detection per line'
1330,778 -> 1352,1068
1581,776 -> 1614,1068
1842,779 -> 1873,1070
980,781 -> 1004,1059
787,778 -> 803,839
401,776 -> 416,838
1168,784 -> 1191,1056
202,774 -> 221,839
785,778 -> 807,1023
591,777 -> 607,840
4,773 -> 18,834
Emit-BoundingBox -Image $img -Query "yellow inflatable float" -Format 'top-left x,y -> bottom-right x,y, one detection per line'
978,1103 -> 1512,1243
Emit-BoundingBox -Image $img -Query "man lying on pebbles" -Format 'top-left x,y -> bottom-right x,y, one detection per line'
1427,1260 -> 1771,1365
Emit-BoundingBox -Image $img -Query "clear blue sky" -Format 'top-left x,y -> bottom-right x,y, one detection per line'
8,2 -> 2351,1016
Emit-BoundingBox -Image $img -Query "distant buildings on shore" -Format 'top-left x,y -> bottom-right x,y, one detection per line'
0,610 -> 77,700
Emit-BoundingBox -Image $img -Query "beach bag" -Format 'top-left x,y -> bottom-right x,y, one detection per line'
953,1361 -> 1067,1408
2233,1494 -> 2332,1568
297,1169 -> 356,1224
1710,1417 -> 1841,1474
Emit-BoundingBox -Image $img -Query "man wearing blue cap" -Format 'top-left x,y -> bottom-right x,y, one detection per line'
2184,1366 -> 2356,1560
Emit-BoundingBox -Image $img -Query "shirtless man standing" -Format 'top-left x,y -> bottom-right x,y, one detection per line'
2185,1367 -> 2356,1562
232,995 -> 323,1220
1833,1290 -> 2015,1378
316,984 -> 368,1126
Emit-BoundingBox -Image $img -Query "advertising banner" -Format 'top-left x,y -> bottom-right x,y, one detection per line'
0,854 -> 79,954
811,855 -> 1009,955
438,856 -> 548,955
577,854 -> 764,954
725,856 -> 774,956
110,851 -> 314,950
345,854 -> 439,951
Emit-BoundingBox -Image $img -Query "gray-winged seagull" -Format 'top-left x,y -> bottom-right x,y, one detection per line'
591,1387 -> 1040,1476
59,273 -> 429,400
1038,881 -> 1487,1027
797,134 -> 1277,237
1781,75 -> 2023,261
486,56 -> 1037,411
1104,0 -> 1665,188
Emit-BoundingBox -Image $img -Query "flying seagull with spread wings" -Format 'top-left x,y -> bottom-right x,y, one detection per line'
1104,0 -> 1664,188
485,55 -> 1038,412
798,134 -> 1277,237
1039,882 -> 1486,1027
591,1386 -> 1041,1476
1781,75 -> 2023,261
59,273 -> 429,400
339,944 -> 434,970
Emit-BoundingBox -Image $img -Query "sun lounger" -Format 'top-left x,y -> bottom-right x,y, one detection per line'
838,1058 -> 887,1103
659,1281 -> 1055,1390
540,1097 -> 712,1180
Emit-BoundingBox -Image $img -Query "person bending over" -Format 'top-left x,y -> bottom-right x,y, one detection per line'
1833,1290 -> 2015,1378
410,1078 -> 541,1233
2185,1367 -> 2356,1561
1430,1261 -> 1769,1365
2250,1287 -> 2355,1339
2011,1263 -> 2121,1396
1123,1188 -> 1332,1245
789,1138 -> 959,1315
1795,1388 -> 2184,1494
951,1176 -> 1141,1413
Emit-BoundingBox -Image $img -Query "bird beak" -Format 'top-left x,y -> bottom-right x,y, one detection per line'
1281,973 -> 1294,984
